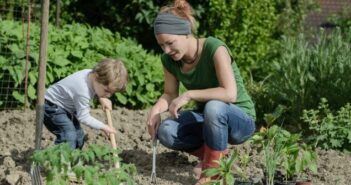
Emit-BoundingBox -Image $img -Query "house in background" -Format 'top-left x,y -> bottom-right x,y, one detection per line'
304,0 -> 351,30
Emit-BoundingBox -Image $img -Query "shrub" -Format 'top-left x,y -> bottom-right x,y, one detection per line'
302,98 -> 351,151
0,20 -> 163,109
267,28 -> 351,127
328,5 -> 351,32
41,0 -> 318,80
200,0 -> 317,78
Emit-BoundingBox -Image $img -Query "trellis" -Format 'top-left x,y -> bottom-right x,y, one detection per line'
0,0 -> 49,184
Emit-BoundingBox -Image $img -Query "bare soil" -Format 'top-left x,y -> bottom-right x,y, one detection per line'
0,108 -> 350,185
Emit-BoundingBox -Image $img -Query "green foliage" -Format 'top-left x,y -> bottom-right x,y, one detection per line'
251,125 -> 317,183
199,0 -> 317,78
116,39 -> 163,108
47,0 -> 207,53
41,0 -> 318,79
201,0 -> 278,77
263,104 -> 287,128
0,0 -> 27,20
245,74 -> 275,126
302,98 -> 351,151
31,143 -> 136,185
267,28 -> 351,127
328,4 -> 351,32
52,0 -> 162,52
0,20 -> 163,109
202,149 -> 250,185
0,20 -> 40,107
274,0 -> 318,36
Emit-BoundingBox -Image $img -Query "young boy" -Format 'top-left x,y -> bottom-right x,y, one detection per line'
43,58 -> 128,149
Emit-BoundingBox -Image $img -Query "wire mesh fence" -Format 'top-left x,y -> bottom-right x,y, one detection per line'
1,1 -> 48,185
0,0 -> 40,110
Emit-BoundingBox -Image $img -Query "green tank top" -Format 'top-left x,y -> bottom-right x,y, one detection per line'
161,36 -> 256,120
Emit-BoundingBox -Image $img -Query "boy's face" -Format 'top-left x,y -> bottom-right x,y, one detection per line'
94,82 -> 117,98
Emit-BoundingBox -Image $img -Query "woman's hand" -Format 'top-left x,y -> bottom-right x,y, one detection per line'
169,93 -> 190,118
146,109 -> 161,139
99,97 -> 112,111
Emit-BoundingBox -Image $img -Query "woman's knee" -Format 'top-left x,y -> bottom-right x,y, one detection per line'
229,119 -> 256,145
203,101 -> 229,130
204,100 -> 228,115
157,120 -> 177,149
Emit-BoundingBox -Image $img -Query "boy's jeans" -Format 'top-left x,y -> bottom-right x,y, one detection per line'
157,100 -> 256,151
43,100 -> 85,149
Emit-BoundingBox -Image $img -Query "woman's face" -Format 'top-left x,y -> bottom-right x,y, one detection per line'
156,34 -> 188,61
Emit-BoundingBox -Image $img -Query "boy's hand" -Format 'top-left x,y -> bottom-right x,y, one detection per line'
101,125 -> 116,135
99,97 -> 112,111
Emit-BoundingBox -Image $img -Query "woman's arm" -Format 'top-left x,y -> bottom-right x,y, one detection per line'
186,46 -> 237,103
146,67 -> 179,138
151,67 -> 179,114
169,46 -> 237,116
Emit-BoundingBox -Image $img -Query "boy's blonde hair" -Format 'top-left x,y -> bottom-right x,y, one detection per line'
92,58 -> 128,92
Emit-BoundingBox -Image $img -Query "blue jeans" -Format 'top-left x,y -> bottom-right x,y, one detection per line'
157,100 -> 256,151
43,100 -> 85,149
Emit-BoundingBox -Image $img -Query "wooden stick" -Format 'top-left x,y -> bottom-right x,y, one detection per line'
105,109 -> 120,169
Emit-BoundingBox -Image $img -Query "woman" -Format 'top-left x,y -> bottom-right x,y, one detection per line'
146,0 -> 256,184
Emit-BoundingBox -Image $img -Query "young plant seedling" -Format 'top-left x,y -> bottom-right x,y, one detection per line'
31,143 -> 136,185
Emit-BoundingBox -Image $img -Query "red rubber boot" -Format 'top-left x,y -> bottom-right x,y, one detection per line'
195,145 -> 228,185
188,145 -> 205,178
189,145 -> 205,159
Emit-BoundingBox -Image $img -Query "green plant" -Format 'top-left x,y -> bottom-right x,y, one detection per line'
202,149 -> 250,185
251,125 -> 317,184
245,73 -> 276,127
263,104 -> 287,128
281,142 -> 317,180
268,28 -> 351,127
0,20 -> 163,109
302,98 -> 351,151
31,143 -> 136,185
328,5 -> 351,32
202,0 -> 279,78
249,105 -> 285,185
263,136 -> 283,185
199,0 -> 318,79
0,0 -> 28,20
252,125 -> 285,185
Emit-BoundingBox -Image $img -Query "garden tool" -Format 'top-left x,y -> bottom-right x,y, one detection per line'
30,105 -> 44,185
30,163 -> 42,185
105,109 -> 120,169
151,137 -> 157,184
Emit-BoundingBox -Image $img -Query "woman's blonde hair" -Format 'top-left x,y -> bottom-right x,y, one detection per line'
160,0 -> 196,32
92,58 -> 128,92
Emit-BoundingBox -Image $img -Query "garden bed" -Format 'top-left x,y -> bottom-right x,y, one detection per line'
0,109 -> 350,185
